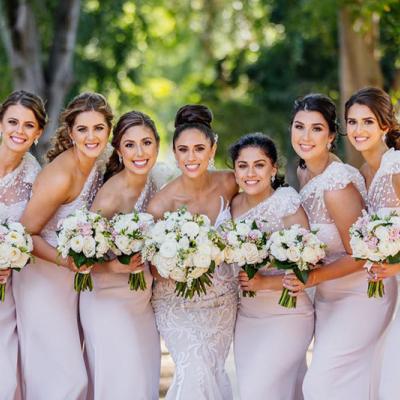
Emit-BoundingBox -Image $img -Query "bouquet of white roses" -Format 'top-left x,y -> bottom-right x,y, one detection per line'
268,224 -> 326,308
110,211 -> 154,291
142,206 -> 225,299
56,208 -> 111,292
221,219 -> 270,297
0,221 -> 33,302
350,209 -> 400,298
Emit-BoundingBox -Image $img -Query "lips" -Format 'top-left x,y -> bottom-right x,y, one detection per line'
10,135 -> 27,144
245,180 -> 259,186
132,160 -> 148,168
299,144 -> 314,152
85,143 -> 100,150
185,164 -> 200,172
354,136 -> 369,143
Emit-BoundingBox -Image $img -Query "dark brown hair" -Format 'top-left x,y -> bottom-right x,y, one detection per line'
0,90 -> 47,129
345,87 -> 400,150
46,92 -> 113,162
173,104 -> 216,148
105,110 -> 160,181
291,93 -> 339,169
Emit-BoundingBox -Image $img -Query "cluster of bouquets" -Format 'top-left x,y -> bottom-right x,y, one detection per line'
0,221 -> 33,302
350,209 -> 400,298
221,219 -> 270,297
142,207 -> 225,298
268,224 -> 326,308
56,209 -> 111,292
110,212 -> 154,291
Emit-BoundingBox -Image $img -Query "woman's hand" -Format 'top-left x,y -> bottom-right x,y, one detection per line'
369,263 -> 400,280
111,253 -> 145,274
282,273 -> 305,296
239,271 -> 265,292
0,269 -> 11,284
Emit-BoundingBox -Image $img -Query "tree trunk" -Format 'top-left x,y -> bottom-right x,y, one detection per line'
0,0 -> 81,162
338,6 -> 383,167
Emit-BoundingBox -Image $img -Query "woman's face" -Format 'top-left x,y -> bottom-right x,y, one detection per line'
291,110 -> 334,163
118,125 -> 158,175
174,128 -> 216,178
234,146 -> 277,196
346,103 -> 387,152
0,104 -> 42,154
70,111 -> 110,159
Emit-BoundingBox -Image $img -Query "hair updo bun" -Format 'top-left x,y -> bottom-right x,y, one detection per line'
173,104 -> 216,148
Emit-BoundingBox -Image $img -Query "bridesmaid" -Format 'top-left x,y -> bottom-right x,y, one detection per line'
345,87 -> 400,400
16,93 -> 113,400
290,93 -> 396,400
231,133 -> 314,400
0,91 -> 46,400
148,105 -> 238,400
80,111 -> 161,400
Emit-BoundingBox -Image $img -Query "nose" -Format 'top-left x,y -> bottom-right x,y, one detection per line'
87,129 -> 95,140
248,165 -> 256,177
187,149 -> 196,161
303,127 -> 312,140
136,144 -> 144,157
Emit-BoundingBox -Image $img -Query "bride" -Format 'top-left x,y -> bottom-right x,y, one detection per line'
148,104 -> 238,400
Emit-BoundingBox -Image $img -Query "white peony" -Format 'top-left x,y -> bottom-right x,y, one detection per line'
70,235 -> 84,253
6,231 -> 25,247
152,254 -> 176,278
374,226 -> 390,241
82,236 -> 96,258
9,247 -> 22,263
192,252 -> 212,269
170,266 -> 187,282
227,231 -> 239,246
181,221 -> 200,239
178,237 -> 190,250
115,235 -> 131,254
287,246 -> 301,263
241,242 -> 260,265
270,243 -> 287,262
302,246 -> 319,264
236,222 -> 251,236
131,240 -> 144,253
160,240 -> 178,258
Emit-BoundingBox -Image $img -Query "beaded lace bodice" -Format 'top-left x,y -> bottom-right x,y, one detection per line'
367,148 -> 400,213
0,152 -> 41,222
300,162 -> 367,263
235,187 -> 302,276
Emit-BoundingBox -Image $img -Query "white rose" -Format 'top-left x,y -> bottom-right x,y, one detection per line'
374,226 -> 389,241
8,222 -> 25,234
302,246 -> 319,264
13,252 -> 30,269
0,243 -> 11,266
192,252 -> 212,269
236,222 -> 251,236
70,235 -> 84,253
61,216 -> 79,231
241,242 -> 260,265
181,221 -> 200,239
227,231 -> 239,247
233,248 -> 246,267
287,246 -> 301,263
96,235 -> 110,256
131,240 -> 143,253
178,237 -> 190,250
197,243 -> 212,256
160,240 -> 178,258
170,266 -> 187,282
270,243 -> 287,262
6,231 -> 25,247
379,241 -> 399,258
211,246 -> 225,265
82,236 -> 96,258
224,247 -> 236,264
115,235 -> 131,254
153,254 -> 176,278
9,247 -> 22,263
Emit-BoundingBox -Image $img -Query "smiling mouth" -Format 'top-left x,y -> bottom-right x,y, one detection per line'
132,159 -> 148,167
85,143 -> 100,150
299,144 -> 314,152
245,180 -> 259,185
10,135 -> 27,144
185,164 -> 200,171
354,136 -> 369,143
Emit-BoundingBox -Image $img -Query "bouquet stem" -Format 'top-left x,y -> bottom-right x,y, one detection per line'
129,271 -> 147,291
175,271 -> 213,299
368,280 -> 385,298
0,283 -> 5,302
279,287 -> 297,308
74,272 -> 93,292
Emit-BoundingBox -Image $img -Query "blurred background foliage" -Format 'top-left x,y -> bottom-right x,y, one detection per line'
0,0 -> 399,184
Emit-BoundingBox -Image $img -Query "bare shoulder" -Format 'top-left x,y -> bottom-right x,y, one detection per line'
213,170 -> 238,199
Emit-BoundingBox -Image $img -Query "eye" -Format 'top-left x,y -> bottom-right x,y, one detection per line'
125,142 -> 134,148
365,119 -> 374,125
347,119 -> 356,125
294,123 -> 303,130
95,126 -> 105,131
195,146 -> 205,152
8,119 -> 17,125
237,163 -> 247,169
313,127 -> 322,132
26,123 -> 35,129
177,147 -> 187,153
255,163 -> 265,169
144,140 -> 153,146
77,127 -> 87,133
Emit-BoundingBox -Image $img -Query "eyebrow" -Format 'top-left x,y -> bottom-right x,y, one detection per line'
238,159 -> 267,163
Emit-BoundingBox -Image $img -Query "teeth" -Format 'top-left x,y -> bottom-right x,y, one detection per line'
85,143 -> 98,149
355,137 -> 368,142
245,180 -> 258,185
300,144 -> 314,151
11,136 -> 26,144
133,160 -> 148,167
186,164 -> 200,171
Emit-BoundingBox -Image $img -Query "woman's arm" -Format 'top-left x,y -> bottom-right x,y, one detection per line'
20,167 -> 79,271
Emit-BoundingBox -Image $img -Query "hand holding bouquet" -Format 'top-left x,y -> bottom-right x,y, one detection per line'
268,224 -> 326,308
56,208 -> 111,292
350,209 -> 400,298
142,207 -> 225,299
110,211 -> 154,291
221,219 -> 270,297
0,221 -> 33,302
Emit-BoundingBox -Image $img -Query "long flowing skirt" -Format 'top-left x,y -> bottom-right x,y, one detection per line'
13,259 -> 87,400
234,289 -> 314,400
0,277 -> 18,400
303,271 -> 397,400
152,278 -> 238,400
80,267 -> 160,400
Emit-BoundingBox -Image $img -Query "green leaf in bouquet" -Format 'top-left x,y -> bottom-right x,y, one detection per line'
272,259 -> 297,271
118,254 -> 132,265
293,267 -> 309,284
243,264 -> 258,280
387,253 -> 400,264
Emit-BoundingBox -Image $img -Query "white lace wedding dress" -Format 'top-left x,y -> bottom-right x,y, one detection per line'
0,153 -> 40,400
151,197 -> 238,400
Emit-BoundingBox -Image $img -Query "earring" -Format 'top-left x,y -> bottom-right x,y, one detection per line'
271,175 -> 276,183
208,158 -> 215,170
327,143 -> 332,150
71,139 -> 75,145
118,154 -> 122,163
34,138 -> 39,145
382,134 -> 387,144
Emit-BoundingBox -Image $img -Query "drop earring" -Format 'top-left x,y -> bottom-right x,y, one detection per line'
34,138 -> 39,145
271,175 -> 276,183
118,154 -> 122,163
326,143 -> 332,150
382,134 -> 387,144
208,158 -> 215,170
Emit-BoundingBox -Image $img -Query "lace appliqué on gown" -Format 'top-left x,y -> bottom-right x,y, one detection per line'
0,152 -> 41,222
152,197 -> 238,400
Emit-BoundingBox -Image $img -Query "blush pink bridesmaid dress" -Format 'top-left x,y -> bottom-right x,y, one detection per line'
300,162 -> 397,400
0,153 -> 40,400
234,187 -> 314,400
